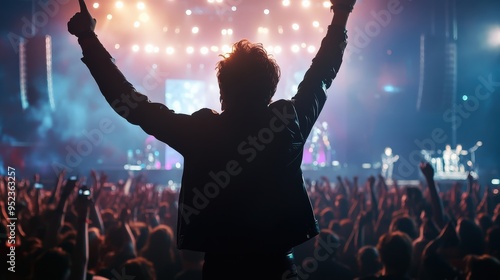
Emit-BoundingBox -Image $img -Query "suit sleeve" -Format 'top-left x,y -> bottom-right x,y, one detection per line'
291,25 -> 348,140
78,36 -> 197,154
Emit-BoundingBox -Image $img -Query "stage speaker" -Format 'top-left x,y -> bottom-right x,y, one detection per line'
19,35 -> 54,111
416,34 -> 457,113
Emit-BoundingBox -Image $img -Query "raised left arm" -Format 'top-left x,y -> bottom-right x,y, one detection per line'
68,0 -> 201,154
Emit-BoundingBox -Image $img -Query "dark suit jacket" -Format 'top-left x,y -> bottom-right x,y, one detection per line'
79,25 -> 347,254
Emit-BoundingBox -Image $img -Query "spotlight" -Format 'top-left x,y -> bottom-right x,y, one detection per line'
384,85 -> 396,93
115,1 -> 124,9
166,47 -> 175,55
222,44 -> 231,53
488,27 -> 500,48
139,13 -> 149,22
145,44 -> 154,53
258,27 -> 269,34
93,2 -> 99,9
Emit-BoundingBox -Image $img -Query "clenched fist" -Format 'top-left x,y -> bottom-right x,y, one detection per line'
330,0 -> 357,12
68,0 -> 96,37
419,161 -> 435,180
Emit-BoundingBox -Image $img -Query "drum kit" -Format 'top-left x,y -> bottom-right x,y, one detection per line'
421,141 -> 482,179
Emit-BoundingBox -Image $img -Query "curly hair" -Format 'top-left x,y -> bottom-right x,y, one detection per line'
216,39 -> 280,108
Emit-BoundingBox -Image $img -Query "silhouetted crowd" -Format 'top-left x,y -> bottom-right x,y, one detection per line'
1,163 -> 500,280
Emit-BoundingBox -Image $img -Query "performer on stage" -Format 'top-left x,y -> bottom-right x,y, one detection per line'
443,144 -> 453,172
381,147 -> 399,181
307,121 -> 333,167
443,144 -> 463,173
308,125 -> 322,166
320,121 -> 334,166
450,144 -> 463,172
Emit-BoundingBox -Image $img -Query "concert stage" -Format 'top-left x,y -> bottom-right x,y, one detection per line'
97,164 -> 468,189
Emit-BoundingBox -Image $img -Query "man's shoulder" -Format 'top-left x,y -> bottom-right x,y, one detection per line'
269,99 -> 294,109
192,108 -> 219,118
268,99 -> 297,116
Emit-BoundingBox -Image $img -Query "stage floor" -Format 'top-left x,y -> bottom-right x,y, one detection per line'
93,164 -> 469,188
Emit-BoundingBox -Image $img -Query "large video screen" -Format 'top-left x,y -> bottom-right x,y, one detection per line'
164,79 -> 207,170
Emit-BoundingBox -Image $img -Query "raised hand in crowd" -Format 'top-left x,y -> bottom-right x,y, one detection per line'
47,169 -> 66,205
44,175 -> 79,249
70,185 -> 93,280
88,170 -> 105,234
420,161 -> 446,228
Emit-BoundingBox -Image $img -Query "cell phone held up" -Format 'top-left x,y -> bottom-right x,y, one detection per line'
78,185 -> 92,198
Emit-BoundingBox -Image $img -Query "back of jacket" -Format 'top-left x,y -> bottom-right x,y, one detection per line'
175,100 -> 320,253
79,23 -> 347,254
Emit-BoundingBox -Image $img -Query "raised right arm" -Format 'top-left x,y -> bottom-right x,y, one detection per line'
291,2 -> 353,139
